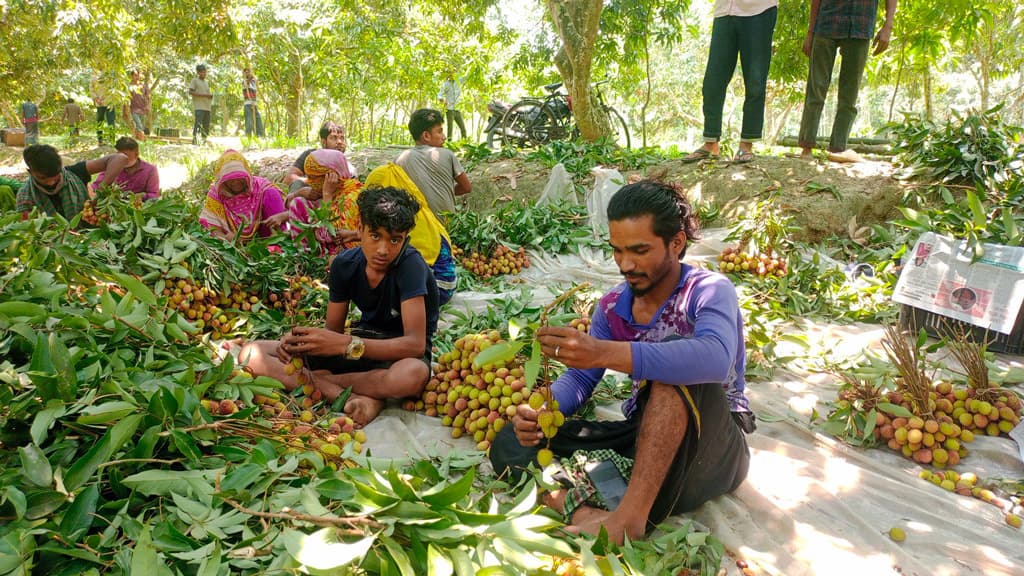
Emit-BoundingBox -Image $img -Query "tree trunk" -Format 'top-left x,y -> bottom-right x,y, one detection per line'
546,0 -> 611,142
923,64 -> 933,121
285,54 -> 304,137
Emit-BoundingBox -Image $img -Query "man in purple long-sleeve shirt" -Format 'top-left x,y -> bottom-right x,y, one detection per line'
490,179 -> 754,544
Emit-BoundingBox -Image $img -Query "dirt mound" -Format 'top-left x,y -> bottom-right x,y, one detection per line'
464,154 -> 905,243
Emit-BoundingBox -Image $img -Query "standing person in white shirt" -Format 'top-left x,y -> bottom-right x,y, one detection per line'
437,69 -> 468,141
682,0 -> 778,165
189,64 -> 213,145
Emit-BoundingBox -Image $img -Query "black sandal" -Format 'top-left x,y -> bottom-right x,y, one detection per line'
733,150 -> 756,164
681,148 -> 718,163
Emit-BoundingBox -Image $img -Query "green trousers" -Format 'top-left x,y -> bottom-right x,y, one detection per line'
797,35 -> 870,153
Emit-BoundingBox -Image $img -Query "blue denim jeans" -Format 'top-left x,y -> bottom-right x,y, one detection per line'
701,7 -> 777,143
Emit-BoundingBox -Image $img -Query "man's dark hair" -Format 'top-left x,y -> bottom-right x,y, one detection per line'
408,108 -> 443,141
23,144 -> 63,177
196,64 -> 207,72
607,179 -> 701,256
358,186 -> 420,234
114,136 -> 139,152
319,121 -> 343,140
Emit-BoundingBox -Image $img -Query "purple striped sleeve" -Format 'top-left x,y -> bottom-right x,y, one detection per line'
630,274 -> 739,385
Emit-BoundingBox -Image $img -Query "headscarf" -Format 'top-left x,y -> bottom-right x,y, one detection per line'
364,163 -> 451,266
294,149 -> 361,237
199,150 -> 275,242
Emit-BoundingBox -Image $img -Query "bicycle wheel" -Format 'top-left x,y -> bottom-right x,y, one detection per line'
500,100 -> 560,148
605,107 -> 631,149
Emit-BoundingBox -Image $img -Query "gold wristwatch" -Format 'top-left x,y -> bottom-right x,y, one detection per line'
345,335 -> 365,360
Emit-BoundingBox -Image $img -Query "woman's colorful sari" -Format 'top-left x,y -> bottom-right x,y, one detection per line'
199,150 -> 286,242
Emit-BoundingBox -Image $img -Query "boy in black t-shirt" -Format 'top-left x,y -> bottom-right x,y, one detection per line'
241,186 -> 439,426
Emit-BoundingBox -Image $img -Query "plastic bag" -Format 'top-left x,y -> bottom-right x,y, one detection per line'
536,163 -> 575,207
587,167 -> 624,237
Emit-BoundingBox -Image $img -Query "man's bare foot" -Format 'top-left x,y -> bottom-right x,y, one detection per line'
564,506 -> 646,545
828,149 -> 863,163
800,148 -> 815,160
344,393 -> 385,427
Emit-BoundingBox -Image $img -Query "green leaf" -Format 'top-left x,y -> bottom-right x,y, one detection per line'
19,444 -> 52,487
114,273 -> 158,307
446,547 -> 473,576
875,402 -> 913,418
48,332 -> 77,400
30,400 -> 66,445
426,544 -> 453,576
76,401 -> 138,425
197,541 -> 221,576
59,484 -> 100,541
524,340 -> 541,391
472,341 -> 524,369
25,490 -> 66,520
420,468 -> 475,508
219,463 -> 263,493
965,189 -> 986,228
3,486 -> 26,519
283,528 -> 375,570
130,526 -> 159,575
381,536 -> 414,576
316,478 -> 356,501
64,414 -> 143,491
171,430 -> 202,462
0,301 -> 46,319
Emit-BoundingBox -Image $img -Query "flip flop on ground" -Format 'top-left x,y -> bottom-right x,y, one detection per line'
681,148 -> 718,163
733,150 -> 755,164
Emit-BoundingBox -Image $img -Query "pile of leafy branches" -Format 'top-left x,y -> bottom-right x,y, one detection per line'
886,106 -> 1024,253
447,199 -> 607,255
526,139 -> 672,179
888,105 -> 1024,191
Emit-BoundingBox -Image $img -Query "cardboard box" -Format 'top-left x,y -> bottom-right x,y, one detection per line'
4,129 -> 25,147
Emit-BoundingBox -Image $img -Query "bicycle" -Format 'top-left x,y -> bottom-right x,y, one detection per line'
496,80 -> 630,149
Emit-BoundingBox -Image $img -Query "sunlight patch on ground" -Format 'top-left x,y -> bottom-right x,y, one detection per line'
787,392 -> 820,415
819,453 -> 860,495
790,521 -> 900,576
745,450 -> 812,509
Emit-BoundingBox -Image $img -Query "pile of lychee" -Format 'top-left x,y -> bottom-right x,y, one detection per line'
406,330 -> 529,451
268,276 -> 316,320
81,200 -> 109,226
453,244 -> 530,279
717,246 -> 787,277
868,382 -> 1021,466
161,279 -> 257,339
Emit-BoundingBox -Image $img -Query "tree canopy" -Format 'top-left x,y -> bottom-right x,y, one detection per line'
2,0 -> 1021,145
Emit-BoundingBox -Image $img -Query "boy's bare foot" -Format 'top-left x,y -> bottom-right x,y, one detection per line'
542,489 -> 567,514
344,393 -> 385,427
800,148 -> 815,160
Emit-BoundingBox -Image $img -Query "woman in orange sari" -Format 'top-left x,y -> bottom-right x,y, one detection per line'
286,149 -> 361,253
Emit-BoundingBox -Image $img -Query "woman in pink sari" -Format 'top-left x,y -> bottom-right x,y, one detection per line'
286,148 -> 361,253
199,150 -> 290,242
